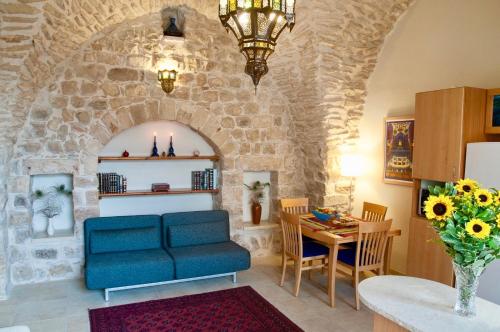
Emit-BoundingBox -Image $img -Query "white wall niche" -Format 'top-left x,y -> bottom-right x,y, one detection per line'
30,174 -> 75,239
98,121 -> 219,216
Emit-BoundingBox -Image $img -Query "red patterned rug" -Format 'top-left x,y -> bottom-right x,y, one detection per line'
89,286 -> 303,332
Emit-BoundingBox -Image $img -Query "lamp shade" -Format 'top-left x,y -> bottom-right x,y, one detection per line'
340,154 -> 364,177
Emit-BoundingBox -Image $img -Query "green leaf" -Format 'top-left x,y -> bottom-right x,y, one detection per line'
477,209 -> 495,221
441,233 -> 460,245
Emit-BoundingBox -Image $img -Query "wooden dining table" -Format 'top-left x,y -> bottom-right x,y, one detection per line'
299,214 -> 401,308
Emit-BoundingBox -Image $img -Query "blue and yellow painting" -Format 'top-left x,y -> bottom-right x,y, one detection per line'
384,119 -> 414,183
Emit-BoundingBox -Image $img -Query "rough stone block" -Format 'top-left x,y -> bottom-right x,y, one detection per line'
13,195 -> 28,209
108,68 -> 139,81
33,249 -> 58,260
49,263 -> 73,278
12,264 -> 34,283
75,64 -> 106,81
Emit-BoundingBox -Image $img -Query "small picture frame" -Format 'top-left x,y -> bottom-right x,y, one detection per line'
384,116 -> 415,186
485,89 -> 500,134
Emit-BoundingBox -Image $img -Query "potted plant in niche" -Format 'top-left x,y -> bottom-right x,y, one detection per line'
32,184 -> 72,237
424,179 -> 500,317
244,181 -> 270,225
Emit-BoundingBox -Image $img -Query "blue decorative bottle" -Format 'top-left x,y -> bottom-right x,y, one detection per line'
151,133 -> 159,157
168,134 -> 176,157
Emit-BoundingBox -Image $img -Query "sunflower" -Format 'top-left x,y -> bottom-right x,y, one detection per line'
497,214 -> 500,228
465,219 -> 491,240
455,178 -> 478,195
474,189 -> 494,207
424,195 -> 455,221
495,194 -> 500,206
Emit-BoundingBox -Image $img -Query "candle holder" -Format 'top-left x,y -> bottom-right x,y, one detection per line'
168,134 -> 176,157
151,134 -> 159,157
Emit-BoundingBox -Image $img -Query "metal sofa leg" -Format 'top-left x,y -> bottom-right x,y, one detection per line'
232,272 -> 237,283
104,289 -> 109,302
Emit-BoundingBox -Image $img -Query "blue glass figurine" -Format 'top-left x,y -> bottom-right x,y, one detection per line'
168,133 -> 176,157
151,132 -> 159,157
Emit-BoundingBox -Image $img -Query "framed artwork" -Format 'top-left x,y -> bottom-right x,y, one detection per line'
384,116 -> 415,186
485,89 -> 500,134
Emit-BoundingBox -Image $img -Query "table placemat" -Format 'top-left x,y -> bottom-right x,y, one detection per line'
301,216 -> 358,237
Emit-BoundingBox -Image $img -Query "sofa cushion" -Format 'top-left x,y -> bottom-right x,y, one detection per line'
161,210 -> 229,249
84,215 -> 161,259
90,227 -> 159,254
85,249 -> 174,289
168,221 -> 229,248
167,241 -> 250,279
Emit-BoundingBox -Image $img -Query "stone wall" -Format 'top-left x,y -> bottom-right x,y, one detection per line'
0,0 -> 415,296
271,0 -> 414,208
5,8 -> 305,286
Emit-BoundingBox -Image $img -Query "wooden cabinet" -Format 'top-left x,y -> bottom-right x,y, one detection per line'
407,87 -> 488,286
407,216 -> 454,285
412,87 -> 487,182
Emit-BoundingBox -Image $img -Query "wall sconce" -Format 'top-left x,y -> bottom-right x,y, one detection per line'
158,69 -> 177,94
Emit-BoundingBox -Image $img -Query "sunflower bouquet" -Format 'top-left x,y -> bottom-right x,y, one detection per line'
424,179 -> 500,316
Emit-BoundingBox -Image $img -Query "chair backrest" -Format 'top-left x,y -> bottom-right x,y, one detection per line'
280,198 -> 309,215
280,211 -> 303,259
362,202 -> 388,222
356,219 -> 392,270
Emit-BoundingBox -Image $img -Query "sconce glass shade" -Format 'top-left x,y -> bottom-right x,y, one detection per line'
219,0 -> 296,89
158,69 -> 177,94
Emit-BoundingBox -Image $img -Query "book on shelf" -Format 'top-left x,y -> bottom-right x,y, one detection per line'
152,183 -> 170,192
191,168 -> 217,191
97,172 -> 127,194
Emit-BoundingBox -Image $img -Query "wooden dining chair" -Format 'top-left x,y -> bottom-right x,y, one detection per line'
362,202 -> 388,222
336,219 -> 392,310
279,211 -> 329,296
279,197 -> 309,215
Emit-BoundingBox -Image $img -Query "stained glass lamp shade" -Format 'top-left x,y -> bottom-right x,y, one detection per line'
219,0 -> 296,89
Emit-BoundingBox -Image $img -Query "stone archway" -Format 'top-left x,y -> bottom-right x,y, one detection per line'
4,7 -> 305,289
0,0 -> 416,298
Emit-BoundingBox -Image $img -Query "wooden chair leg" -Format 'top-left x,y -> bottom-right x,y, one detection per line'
280,255 -> 287,287
351,269 -> 356,287
354,269 -> 360,311
378,267 -> 384,276
308,260 -> 312,280
294,260 -> 302,297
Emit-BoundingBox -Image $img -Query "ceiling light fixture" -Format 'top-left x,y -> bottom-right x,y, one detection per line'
219,0 -> 296,92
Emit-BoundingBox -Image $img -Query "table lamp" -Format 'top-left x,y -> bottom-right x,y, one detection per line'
340,154 -> 364,214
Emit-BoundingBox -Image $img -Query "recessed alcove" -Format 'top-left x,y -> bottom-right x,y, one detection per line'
98,121 -> 220,216
30,174 -> 75,239
243,171 -> 272,223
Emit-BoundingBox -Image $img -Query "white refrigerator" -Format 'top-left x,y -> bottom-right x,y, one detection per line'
465,142 -> 500,304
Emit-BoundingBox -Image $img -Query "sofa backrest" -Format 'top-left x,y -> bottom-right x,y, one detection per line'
84,215 -> 162,258
161,210 -> 230,248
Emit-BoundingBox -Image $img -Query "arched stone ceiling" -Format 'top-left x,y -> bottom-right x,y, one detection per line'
0,0 -> 414,198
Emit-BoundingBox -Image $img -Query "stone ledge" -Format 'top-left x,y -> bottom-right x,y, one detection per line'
243,220 -> 280,231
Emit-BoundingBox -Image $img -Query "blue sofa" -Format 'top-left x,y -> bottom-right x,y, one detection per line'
84,210 -> 250,300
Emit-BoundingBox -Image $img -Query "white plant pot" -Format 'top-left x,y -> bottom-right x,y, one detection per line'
46,218 -> 55,237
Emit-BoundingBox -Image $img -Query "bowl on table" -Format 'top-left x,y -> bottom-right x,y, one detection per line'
311,208 -> 337,222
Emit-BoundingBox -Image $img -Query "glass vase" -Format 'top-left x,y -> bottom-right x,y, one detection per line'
453,262 -> 484,317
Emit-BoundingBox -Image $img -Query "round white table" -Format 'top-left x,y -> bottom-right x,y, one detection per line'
359,276 -> 500,332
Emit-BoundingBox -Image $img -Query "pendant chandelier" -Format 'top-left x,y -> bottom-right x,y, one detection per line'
219,0 -> 296,90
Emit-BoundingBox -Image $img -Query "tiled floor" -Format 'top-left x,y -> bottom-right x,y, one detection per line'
0,256 -> 373,331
